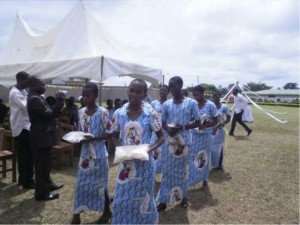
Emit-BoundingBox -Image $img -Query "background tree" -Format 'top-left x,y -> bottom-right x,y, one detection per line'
218,87 -> 228,96
246,81 -> 272,91
283,83 -> 299,89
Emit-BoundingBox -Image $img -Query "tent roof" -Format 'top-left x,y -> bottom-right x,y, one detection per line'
0,1 -> 162,87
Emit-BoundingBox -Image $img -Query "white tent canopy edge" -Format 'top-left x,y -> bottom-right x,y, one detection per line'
0,56 -> 161,87
0,0 -> 162,89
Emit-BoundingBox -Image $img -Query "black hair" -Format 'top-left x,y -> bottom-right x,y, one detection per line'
114,98 -> 121,103
169,76 -> 183,88
122,99 -> 129,105
193,85 -> 205,93
232,88 -> 239,95
129,78 -> 148,92
181,89 -> 188,97
106,99 -> 113,104
28,76 -> 44,87
161,84 -> 169,92
16,71 -> 30,81
84,82 -> 98,96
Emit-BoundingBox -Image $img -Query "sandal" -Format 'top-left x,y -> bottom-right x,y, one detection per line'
69,216 -> 81,224
200,181 -> 209,191
157,203 -> 167,212
181,199 -> 189,208
95,213 -> 111,224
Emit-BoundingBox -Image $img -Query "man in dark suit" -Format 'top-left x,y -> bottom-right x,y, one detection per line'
27,76 -> 65,201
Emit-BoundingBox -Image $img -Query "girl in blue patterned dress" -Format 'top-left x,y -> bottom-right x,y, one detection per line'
211,91 -> 231,170
111,79 -> 165,225
70,83 -> 112,224
156,76 -> 201,211
150,85 -> 169,174
189,85 -> 218,190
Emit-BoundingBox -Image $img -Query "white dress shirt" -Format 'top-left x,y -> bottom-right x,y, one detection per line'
9,86 -> 31,137
232,93 -> 248,114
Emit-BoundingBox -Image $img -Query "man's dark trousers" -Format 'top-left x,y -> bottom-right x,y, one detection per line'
229,111 -> 251,135
15,129 -> 34,187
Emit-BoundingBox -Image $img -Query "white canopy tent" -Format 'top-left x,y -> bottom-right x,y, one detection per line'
0,1 -> 162,89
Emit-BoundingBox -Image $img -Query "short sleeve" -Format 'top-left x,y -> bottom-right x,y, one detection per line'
161,103 -> 167,123
223,105 -> 231,116
191,100 -> 201,121
101,109 -> 112,134
112,109 -> 119,132
150,110 -> 162,132
210,103 -> 218,117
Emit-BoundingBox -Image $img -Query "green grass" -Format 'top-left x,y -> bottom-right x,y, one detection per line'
0,105 -> 299,224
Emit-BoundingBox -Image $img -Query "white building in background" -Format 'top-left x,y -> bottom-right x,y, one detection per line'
244,89 -> 300,103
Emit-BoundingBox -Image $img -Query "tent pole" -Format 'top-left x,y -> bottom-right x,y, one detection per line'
99,56 -> 104,106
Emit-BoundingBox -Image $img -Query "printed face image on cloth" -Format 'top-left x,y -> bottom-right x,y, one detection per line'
117,161 -> 136,184
194,150 -> 208,170
170,187 -> 183,203
124,121 -> 143,145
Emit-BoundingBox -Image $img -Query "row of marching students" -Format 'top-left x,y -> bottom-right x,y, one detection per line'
70,76 -> 230,224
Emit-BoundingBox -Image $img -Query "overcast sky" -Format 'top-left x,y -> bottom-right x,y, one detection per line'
0,0 -> 299,89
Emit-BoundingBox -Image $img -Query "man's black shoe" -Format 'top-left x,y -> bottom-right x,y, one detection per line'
247,129 -> 252,136
23,183 -> 35,189
49,183 -> 64,192
35,193 -> 59,201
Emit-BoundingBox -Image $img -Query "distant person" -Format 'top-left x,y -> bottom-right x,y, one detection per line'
150,85 -> 169,174
106,99 -> 114,121
114,98 -> 122,110
0,99 -> 9,125
121,99 -> 128,106
62,97 -> 79,129
45,96 -> 56,110
143,94 -> 153,103
181,89 -> 188,97
27,76 -> 65,201
78,96 -> 85,109
70,82 -> 112,224
9,71 -> 35,190
229,88 -> 252,136
211,91 -> 231,170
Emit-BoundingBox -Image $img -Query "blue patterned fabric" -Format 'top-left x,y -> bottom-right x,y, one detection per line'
111,105 -> 161,225
189,132 -> 211,186
189,100 -> 217,186
74,107 -> 111,213
150,100 -> 167,174
156,97 -> 200,204
211,104 -> 230,168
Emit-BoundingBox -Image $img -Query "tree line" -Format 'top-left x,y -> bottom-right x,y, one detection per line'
183,82 -> 299,96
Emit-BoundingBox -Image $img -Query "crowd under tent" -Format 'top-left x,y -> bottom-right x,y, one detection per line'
0,1 -> 162,103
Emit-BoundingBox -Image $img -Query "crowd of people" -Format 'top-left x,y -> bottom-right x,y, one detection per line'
2,71 -> 253,224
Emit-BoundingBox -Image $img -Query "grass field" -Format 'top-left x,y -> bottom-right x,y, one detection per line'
0,105 -> 299,224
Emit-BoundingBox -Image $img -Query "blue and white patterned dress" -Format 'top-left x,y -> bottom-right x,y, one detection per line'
112,104 -> 161,225
189,100 -> 217,187
211,103 -> 230,168
74,107 -> 112,214
156,97 -> 200,204
150,100 -> 167,174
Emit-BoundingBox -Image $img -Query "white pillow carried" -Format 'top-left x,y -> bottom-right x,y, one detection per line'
113,144 -> 149,164
62,131 -> 94,143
